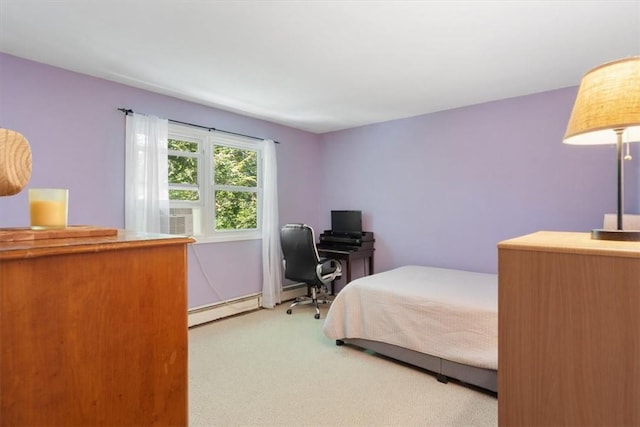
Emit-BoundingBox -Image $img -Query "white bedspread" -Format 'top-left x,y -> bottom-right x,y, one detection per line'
322,265 -> 498,370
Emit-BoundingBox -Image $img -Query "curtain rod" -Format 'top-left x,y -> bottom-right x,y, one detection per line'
117,108 -> 279,144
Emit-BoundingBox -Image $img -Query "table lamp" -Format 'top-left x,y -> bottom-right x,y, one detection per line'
563,56 -> 640,241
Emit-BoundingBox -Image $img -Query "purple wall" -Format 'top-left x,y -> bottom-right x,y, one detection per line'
319,88 -> 639,285
2,53 -> 637,303
0,53 -> 323,309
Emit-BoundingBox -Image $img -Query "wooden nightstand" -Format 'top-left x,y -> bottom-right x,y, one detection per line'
498,231 -> 640,426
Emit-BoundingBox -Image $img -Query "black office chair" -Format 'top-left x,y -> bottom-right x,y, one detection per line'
280,223 -> 342,319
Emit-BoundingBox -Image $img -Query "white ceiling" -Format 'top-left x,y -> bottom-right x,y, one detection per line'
1,1 -> 639,134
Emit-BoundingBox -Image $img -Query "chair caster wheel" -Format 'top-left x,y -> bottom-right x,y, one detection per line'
314,313 -> 320,319
286,309 -> 292,315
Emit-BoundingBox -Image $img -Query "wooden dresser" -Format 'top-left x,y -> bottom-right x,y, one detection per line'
0,230 -> 193,426
498,231 -> 640,426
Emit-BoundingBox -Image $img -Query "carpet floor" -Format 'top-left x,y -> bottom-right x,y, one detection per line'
189,302 -> 497,426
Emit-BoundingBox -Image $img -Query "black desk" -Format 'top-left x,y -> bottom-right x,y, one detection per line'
317,245 -> 375,293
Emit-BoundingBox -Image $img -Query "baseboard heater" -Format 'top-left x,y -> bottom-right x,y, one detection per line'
188,285 -> 307,327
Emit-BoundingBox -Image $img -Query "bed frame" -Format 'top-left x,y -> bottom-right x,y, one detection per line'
336,337 -> 497,393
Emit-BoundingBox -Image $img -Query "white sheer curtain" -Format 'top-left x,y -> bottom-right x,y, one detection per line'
124,113 -> 170,233
261,139 -> 282,308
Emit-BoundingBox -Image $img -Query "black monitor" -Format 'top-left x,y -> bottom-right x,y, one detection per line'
331,210 -> 362,236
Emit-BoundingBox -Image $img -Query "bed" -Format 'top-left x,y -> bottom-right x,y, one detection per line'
322,265 -> 498,393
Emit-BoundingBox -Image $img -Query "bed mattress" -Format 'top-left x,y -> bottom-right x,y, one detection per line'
322,265 -> 498,370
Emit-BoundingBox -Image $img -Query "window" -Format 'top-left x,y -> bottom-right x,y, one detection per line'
167,124 -> 262,241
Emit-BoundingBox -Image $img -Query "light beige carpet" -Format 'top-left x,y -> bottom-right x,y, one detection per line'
189,302 -> 497,426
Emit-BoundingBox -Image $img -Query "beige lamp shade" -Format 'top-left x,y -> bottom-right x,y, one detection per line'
0,128 -> 32,196
563,56 -> 640,145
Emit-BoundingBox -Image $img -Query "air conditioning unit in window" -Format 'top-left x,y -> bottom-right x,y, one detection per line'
170,208 -> 193,236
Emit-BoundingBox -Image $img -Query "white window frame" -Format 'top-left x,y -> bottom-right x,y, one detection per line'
168,123 -> 263,243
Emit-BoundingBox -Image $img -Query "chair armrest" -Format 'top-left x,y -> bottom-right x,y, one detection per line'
316,257 -> 343,281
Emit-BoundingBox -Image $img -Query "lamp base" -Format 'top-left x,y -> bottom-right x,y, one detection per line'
591,229 -> 640,241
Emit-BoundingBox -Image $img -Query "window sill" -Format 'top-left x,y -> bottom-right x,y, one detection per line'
191,233 -> 262,244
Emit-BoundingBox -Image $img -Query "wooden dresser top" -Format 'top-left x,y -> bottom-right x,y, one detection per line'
0,228 -> 194,260
498,230 -> 640,258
